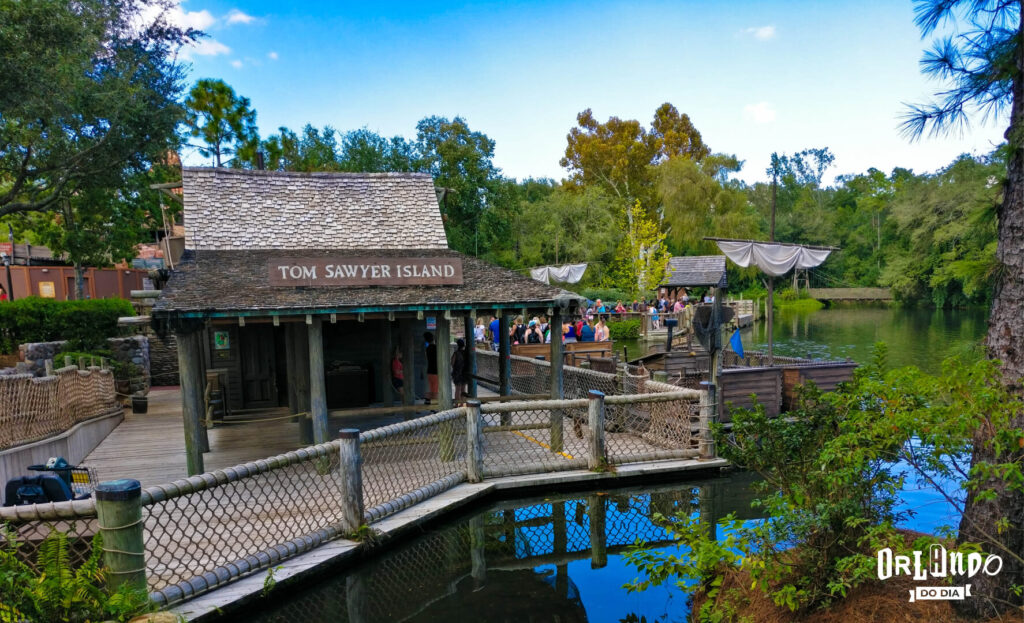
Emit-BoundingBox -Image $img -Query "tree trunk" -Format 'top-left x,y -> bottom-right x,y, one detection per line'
956,12 -> 1024,615
74,261 -> 85,300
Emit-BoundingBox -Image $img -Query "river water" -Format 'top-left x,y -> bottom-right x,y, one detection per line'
237,306 -> 984,623
743,304 -> 989,373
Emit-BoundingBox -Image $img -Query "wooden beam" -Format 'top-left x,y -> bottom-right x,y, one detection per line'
308,318 -> 329,444
464,315 -> 477,398
436,318 -> 452,411
176,329 -> 205,475
400,320 -> 416,407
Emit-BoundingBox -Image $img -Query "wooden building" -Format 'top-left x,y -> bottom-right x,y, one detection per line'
660,255 -> 727,299
152,168 -> 583,475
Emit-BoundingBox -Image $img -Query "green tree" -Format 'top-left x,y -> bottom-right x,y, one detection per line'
339,129 -> 418,172
415,116 -> 502,255
185,79 -> 259,167
516,186 -> 620,273
903,0 -> 1024,614
605,200 -> 670,296
560,104 -> 709,210
0,0 -> 190,218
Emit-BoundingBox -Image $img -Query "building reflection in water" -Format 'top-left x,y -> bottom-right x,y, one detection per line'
244,473 -> 762,623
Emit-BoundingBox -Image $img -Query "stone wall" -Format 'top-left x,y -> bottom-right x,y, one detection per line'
18,340 -> 67,376
108,336 -> 150,392
146,330 -> 179,386
8,338 -> 152,391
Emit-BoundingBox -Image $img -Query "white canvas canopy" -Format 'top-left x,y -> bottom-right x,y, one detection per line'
715,241 -> 831,277
530,263 -> 588,284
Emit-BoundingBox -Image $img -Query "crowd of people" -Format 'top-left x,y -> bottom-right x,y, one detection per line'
389,290 -> 714,404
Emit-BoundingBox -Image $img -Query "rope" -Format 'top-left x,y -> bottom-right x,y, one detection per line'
97,517 -> 144,531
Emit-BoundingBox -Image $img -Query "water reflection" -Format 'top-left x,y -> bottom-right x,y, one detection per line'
243,473 -> 763,623
745,305 -> 987,372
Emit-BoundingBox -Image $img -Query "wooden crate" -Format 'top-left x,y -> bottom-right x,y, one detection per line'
719,367 -> 782,422
782,363 -> 858,409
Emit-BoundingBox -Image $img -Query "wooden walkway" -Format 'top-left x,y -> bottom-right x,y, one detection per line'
807,287 -> 893,301
83,388 -> 476,487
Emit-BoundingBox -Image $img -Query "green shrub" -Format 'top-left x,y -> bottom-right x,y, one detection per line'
775,298 -> 824,312
58,349 -> 142,381
607,318 -> 641,340
0,297 -> 134,354
578,288 -> 636,305
0,528 -> 153,622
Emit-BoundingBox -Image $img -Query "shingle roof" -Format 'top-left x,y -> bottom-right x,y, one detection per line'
662,255 -> 728,288
182,168 -> 448,251
153,249 -> 581,318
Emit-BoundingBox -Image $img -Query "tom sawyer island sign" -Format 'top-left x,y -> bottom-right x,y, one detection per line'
268,258 -> 463,287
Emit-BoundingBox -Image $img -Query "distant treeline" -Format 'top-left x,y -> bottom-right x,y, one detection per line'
192,82 -> 1007,308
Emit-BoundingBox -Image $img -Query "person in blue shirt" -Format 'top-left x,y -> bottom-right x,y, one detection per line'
579,320 -> 596,342
489,315 -> 500,351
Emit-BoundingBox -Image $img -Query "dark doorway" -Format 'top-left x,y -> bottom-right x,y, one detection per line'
240,325 -> 278,408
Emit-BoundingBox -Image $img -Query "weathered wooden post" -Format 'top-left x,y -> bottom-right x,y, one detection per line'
698,481 -> 717,540
588,390 -> 606,469
338,429 -> 364,534
291,322 -> 313,444
699,384 -> 715,459
95,479 -> 146,591
64,355 -> 73,368
308,317 -> 329,444
285,323 -> 299,418
400,320 -> 416,407
44,359 -> 54,376
78,356 -> 86,370
588,494 -> 607,568
378,320 -> 393,405
549,309 -> 564,453
464,315 -> 478,398
498,314 -> 510,397
469,514 -> 487,588
653,370 -> 668,383
176,327 -> 205,475
346,569 -> 368,623
99,357 -> 107,371
436,318 -> 455,461
465,401 -> 484,482
553,500 -> 568,597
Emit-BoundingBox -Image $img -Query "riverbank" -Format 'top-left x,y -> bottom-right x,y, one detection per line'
692,564 -> 1009,623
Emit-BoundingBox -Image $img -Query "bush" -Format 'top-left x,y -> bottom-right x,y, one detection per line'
0,297 -> 134,354
0,528 -> 153,622
58,349 -> 141,381
607,318 -> 641,340
578,288 -> 637,305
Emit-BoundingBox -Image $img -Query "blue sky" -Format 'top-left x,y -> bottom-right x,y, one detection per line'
171,0 -> 1006,184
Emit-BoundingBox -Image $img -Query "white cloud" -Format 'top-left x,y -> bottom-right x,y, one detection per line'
226,9 -> 256,25
180,38 -> 231,59
743,102 -> 776,124
267,51 -> 279,60
744,25 -> 776,41
230,59 -> 243,68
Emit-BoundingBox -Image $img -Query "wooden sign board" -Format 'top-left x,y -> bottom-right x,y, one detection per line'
268,258 -> 463,287
38,282 -> 55,298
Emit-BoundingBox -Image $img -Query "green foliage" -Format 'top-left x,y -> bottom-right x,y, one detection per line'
560,103 -> 709,211
514,186 -> 621,275
579,288 -> 635,304
607,319 -> 641,340
0,297 -> 133,354
604,201 -> 670,297
774,298 -> 824,312
0,528 -> 152,623
58,349 -> 141,382
0,0 -> 189,219
624,346 -> 1024,617
186,78 -> 259,167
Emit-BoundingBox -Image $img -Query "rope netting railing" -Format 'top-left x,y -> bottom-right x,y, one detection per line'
479,399 -> 590,478
0,366 -> 119,450
1,377 -> 709,608
141,441 -> 351,603
360,409 -> 468,522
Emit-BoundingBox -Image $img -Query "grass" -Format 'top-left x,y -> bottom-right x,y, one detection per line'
776,298 -> 825,312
